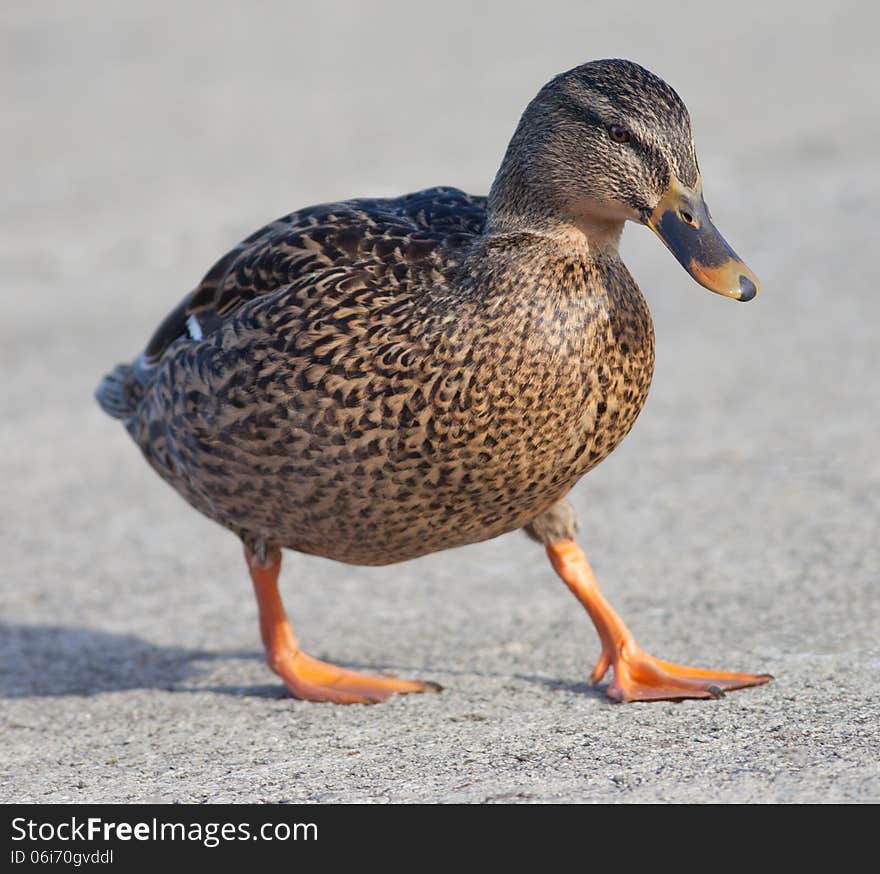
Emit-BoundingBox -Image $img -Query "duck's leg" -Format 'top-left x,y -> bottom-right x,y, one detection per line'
246,546 -> 441,704
526,501 -> 772,702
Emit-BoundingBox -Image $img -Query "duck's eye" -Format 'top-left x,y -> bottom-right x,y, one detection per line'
607,124 -> 631,144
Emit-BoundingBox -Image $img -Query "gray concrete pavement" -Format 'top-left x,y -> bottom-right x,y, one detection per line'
2,1 -> 878,803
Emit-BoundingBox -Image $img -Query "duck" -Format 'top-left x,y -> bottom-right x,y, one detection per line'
96,58 -> 771,704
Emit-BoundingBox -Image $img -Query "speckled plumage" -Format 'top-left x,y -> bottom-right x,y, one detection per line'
111,186 -> 652,565
96,58 -> 681,569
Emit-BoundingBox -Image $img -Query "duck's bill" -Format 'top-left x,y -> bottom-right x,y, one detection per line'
645,180 -> 759,302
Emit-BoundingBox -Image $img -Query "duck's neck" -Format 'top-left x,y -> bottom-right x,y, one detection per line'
457,219 -> 640,345
487,215 -> 625,263
487,173 -> 626,261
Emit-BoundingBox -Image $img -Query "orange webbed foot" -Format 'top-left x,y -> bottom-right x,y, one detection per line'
592,642 -> 772,702
270,650 -> 441,705
547,539 -> 772,704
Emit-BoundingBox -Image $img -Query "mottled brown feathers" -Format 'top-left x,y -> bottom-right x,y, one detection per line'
98,61 -> 671,566
121,185 -> 653,565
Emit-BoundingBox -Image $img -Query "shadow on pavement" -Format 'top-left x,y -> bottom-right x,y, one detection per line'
514,673 -> 607,699
0,622 -> 262,698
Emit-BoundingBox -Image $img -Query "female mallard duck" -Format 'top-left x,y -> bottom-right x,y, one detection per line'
97,59 -> 770,704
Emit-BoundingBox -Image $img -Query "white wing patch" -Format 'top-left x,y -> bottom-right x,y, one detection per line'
186,314 -> 203,340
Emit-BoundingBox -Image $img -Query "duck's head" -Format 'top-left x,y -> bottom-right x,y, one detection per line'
488,58 -> 759,301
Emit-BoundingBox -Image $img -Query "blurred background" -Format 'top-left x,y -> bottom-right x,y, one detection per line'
2,1 -> 877,802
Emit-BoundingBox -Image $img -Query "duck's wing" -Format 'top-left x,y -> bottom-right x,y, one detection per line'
141,187 -> 487,366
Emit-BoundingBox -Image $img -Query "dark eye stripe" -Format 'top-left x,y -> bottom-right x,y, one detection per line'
554,95 -> 652,157
556,98 -> 635,142
555,95 -> 605,128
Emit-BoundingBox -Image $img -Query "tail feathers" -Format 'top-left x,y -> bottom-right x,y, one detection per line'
95,362 -> 144,420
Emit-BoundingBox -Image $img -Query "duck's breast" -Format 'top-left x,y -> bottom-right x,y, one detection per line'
133,244 -> 653,566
